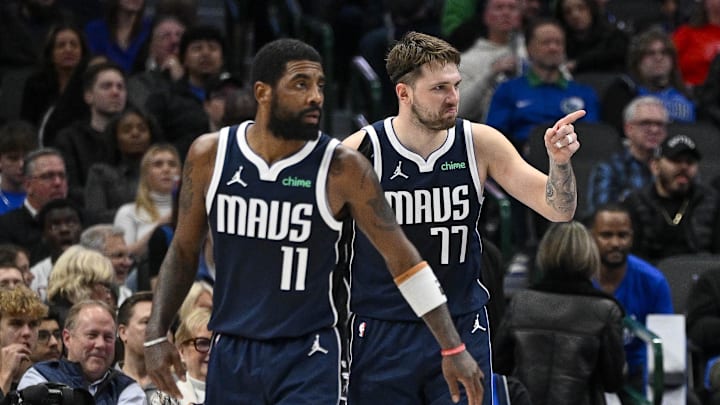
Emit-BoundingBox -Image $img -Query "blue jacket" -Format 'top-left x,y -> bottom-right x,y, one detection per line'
33,359 -> 135,405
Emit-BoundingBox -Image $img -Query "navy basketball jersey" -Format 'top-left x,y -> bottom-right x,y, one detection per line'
350,117 -> 490,321
206,122 -> 343,339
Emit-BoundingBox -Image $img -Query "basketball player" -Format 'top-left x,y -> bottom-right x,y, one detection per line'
144,38 -> 484,404
343,32 -> 583,404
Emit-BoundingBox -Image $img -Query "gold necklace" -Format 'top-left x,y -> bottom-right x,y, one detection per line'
659,198 -> 690,226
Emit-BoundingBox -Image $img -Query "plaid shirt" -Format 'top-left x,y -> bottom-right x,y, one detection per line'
587,148 -> 653,214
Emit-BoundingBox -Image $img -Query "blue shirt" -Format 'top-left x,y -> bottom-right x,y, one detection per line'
85,18 -> 152,73
0,189 -> 25,215
636,86 -> 695,123
594,255 -> 673,374
587,148 -> 653,214
485,70 -> 599,147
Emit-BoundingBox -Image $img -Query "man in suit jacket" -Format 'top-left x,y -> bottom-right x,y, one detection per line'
0,148 -> 68,265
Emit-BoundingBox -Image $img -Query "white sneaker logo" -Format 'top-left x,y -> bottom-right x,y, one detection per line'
471,313 -> 486,334
308,334 -> 329,356
226,165 -> 248,187
390,161 -> 409,180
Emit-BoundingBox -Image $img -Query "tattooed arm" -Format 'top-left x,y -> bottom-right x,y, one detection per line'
145,133 -> 217,399
327,145 -> 484,404
474,111 -> 582,222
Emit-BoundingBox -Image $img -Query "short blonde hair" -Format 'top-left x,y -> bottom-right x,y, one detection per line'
536,221 -> 600,280
0,285 -> 47,321
47,245 -> 115,304
175,306 -> 211,345
178,281 -> 213,323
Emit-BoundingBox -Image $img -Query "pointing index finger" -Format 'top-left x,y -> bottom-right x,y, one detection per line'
553,110 -> 586,130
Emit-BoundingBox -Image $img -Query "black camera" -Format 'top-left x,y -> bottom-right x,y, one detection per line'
2,383 -> 94,405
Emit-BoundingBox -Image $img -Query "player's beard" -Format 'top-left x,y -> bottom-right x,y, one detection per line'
268,95 -> 321,141
411,101 -> 456,131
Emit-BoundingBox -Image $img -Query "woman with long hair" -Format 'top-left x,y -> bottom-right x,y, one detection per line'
113,143 -> 181,258
85,0 -> 152,73
20,23 -> 90,144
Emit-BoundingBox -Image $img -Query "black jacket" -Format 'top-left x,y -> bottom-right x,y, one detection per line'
494,279 -> 626,405
625,182 -> 720,263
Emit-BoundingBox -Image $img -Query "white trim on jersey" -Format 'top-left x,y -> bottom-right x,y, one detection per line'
362,123 -> 384,179
205,125 -> 236,215
462,119 -> 485,204
382,116 -> 456,173
316,139 -> 343,232
238,128 -> 321,182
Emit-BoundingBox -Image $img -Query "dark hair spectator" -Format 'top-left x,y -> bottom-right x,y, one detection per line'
20,23 -> 90,134
0,120 -> 38,215
84,0 -> 152,73
84,105 -> 158,223
553,0 -> 628,73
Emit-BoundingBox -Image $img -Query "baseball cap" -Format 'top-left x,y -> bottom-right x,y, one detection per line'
654,134 -> 701,160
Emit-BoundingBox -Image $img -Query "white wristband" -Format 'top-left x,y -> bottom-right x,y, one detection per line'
144,336 -> 169,348
394,261 -> 447,317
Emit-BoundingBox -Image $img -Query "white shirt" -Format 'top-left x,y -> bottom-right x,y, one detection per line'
29,257 -> 52,301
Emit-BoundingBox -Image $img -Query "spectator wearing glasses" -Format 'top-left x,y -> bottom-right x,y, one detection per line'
151,306 -> 211,405
0,286 -> 47,400
0,148 -> 68,266
117,292 -> 156,400
587,96 -> 669,215
80,225 -> 134,304
29,199 -> 83,301
602,27 -> 695,134
29,310 -> 63,363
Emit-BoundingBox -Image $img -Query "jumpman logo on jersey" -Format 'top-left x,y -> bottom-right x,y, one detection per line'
390,161 -> 409,180
226,165 -> 248,187
471,313 -> 486,334
307,334 -> 329,357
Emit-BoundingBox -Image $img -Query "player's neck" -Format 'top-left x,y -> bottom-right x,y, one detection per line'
246,123 -> 307,164
392,114 -> 448,159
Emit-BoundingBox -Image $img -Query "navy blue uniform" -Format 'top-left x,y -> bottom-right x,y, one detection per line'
205,122 -> 342,404
348,118 -> 492,404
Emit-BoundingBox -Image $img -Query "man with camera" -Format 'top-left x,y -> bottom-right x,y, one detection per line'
18,301 -> 145,404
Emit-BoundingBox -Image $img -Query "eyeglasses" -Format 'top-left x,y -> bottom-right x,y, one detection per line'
31,171 -> 66,182
631,120 -> 668,128
183,337 -> 211,353
38,329 -> 62,344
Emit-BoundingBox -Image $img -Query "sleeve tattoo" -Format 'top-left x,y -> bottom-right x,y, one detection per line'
546,162 -> 577,214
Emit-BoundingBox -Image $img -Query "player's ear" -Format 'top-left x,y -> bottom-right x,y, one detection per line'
396,83 -> 410,104
254,81 -> 271,105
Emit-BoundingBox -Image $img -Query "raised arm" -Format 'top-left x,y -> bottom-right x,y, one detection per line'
327,146 -> 484,404
144,133 -> 217,399
477,110 -> 583,222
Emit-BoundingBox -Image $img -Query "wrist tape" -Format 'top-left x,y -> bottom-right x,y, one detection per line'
394,261 -> 447,317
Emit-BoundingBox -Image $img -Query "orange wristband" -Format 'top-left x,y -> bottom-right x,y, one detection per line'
441,343 -> 466,357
